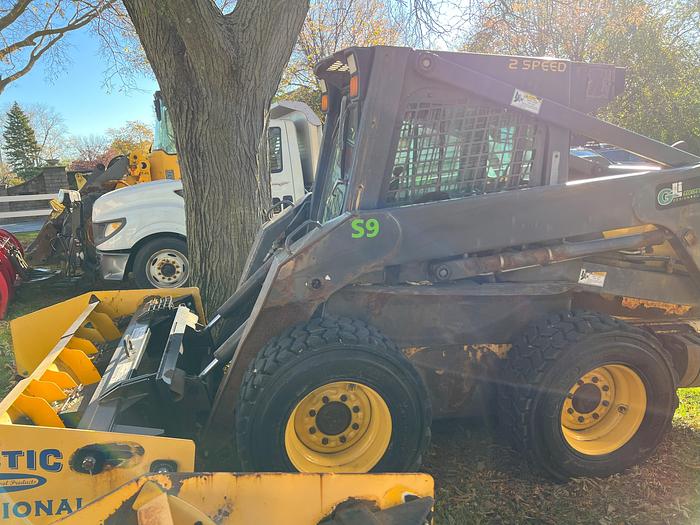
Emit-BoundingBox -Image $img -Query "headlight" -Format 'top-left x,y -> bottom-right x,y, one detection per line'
92,218 -> 126,245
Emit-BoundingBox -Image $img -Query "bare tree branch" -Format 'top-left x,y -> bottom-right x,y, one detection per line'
0,32 -> 63,91
0,0 -> 114,94
0,0 -> 33,32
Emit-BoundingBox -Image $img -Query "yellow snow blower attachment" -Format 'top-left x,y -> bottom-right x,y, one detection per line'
0,289 -> 202,524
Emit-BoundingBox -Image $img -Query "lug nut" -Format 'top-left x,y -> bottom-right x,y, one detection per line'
578,416 -> 585,423
352,405 -> 360,413
567,408 -> 574,415
602,400 -> 610,407
309,427 -> 317,434
352,423 -> 360,430
577,380 -> 585,386
602,385 -> 610,392
322,396 -> 329,404
340,436 -> 347,443
592,413 -> 600,420
340,394 -> 348,402
591,376 -> 599,383
322,437 -> 329,445
617,405 -> 628,414
309,409 -> 316,417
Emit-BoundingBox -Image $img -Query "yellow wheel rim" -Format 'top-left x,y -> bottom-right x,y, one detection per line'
284,381 -> 392,472
561,364 -> 647,456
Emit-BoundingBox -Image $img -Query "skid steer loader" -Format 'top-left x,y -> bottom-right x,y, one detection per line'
3,45 -> 700,522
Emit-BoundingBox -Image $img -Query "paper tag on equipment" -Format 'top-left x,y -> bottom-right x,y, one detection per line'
511,89 -> 543,114
578,269 -> 606,287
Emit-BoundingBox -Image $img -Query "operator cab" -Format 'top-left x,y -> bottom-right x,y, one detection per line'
310,46 -> 687,222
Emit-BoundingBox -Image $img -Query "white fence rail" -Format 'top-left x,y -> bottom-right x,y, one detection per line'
0,193 -> 54,220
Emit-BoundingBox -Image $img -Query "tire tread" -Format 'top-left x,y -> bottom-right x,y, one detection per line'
499,310 -> 678,477
236,315 -> 432,472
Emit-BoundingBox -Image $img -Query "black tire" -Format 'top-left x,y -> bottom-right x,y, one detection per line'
499,311 -> 678,480
132,236 -> 189,289
235,316 -> 431,473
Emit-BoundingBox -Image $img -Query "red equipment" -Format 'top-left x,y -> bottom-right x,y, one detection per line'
0,229 -> 28,318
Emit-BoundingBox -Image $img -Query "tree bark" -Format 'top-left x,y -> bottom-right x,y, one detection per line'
122,0 -> 309,312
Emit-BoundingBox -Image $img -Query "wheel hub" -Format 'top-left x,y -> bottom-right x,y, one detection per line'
571,383 -> 602,414
315,401 -> 352,436
293,383 -> 369,452
147,249 -> 189,287
284,381 -> 392,472
560,364 -> 647,456
562,368 -> 614,429
159,261 -> 178,278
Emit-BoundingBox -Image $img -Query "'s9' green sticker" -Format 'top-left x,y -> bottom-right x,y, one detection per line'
351,218 -> 380,238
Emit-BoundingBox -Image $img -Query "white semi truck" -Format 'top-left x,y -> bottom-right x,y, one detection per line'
92,101 -> 322,288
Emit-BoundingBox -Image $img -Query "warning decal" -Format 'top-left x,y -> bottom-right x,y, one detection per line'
511,89 -> 543,114
578,269 -> 606,287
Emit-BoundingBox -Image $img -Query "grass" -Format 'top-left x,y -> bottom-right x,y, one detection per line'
425,404 -> 700,524
0,232 -> 699,523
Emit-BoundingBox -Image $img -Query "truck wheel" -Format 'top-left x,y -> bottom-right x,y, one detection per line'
500,311 -> 678,480
235,316 -> 431,473
132,237 -> 189,289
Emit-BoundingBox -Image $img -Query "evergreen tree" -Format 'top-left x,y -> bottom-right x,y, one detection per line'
3,103 -> 41,179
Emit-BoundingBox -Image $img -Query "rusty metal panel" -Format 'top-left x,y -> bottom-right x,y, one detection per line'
407,345 -> 505,419
325,281 -> 572,346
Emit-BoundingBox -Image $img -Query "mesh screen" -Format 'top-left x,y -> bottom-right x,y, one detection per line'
385,101 -> 538,206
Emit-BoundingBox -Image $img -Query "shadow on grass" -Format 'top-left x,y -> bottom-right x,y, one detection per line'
425,412 -> 700,525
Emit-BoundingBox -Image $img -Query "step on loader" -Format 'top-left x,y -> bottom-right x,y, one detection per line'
2,45 -> 700,523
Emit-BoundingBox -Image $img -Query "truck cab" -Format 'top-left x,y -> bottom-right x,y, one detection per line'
93,101 -> 322,288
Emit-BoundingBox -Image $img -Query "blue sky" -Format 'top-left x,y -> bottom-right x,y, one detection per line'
1,6 -> 462,140
1,26 -> 158,137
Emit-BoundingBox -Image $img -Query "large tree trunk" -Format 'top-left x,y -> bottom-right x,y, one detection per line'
122,0 -> 309,312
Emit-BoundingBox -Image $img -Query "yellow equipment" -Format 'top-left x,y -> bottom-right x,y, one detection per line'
27,92 -> 181,266
0,289 -> 433,524
115,94 -> 181,188
119,148 -> 180,187
55,474 -> 433,524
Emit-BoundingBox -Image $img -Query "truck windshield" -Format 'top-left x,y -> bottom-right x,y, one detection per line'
317,97 -> 358,222
153,103 -> 177,154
